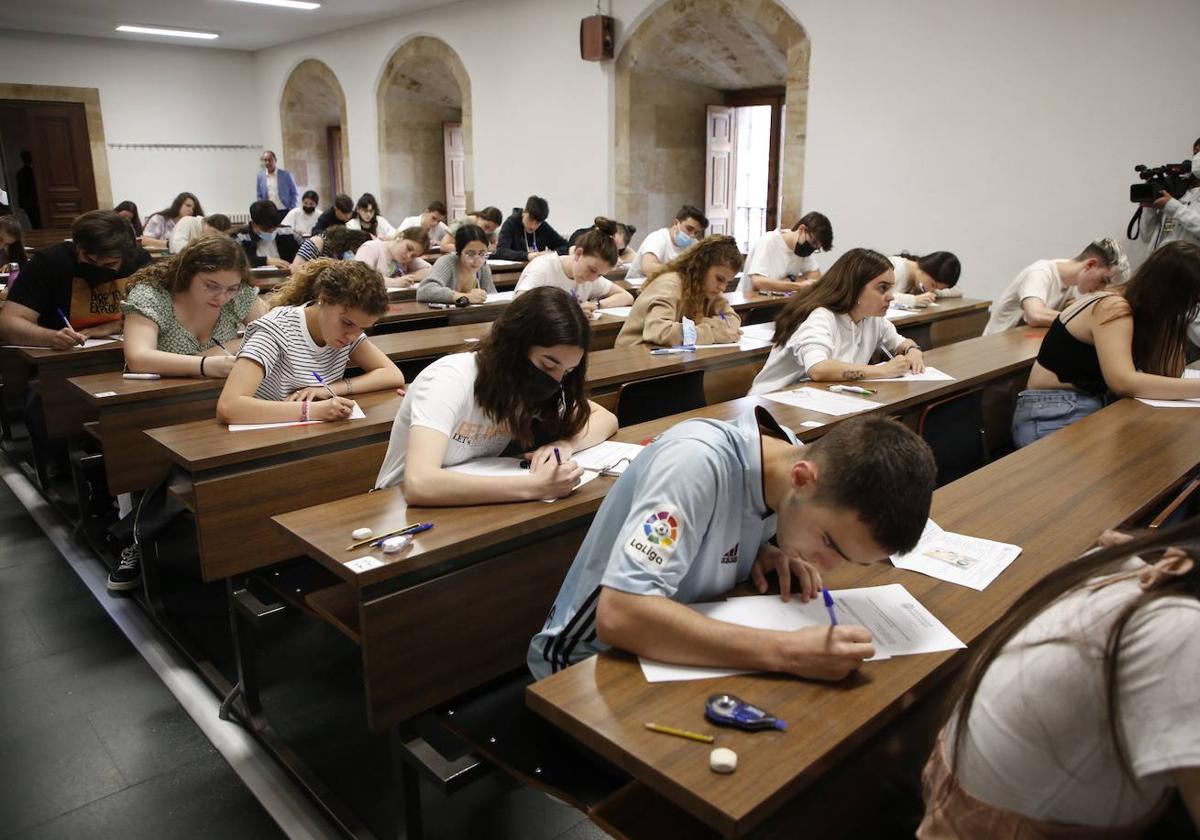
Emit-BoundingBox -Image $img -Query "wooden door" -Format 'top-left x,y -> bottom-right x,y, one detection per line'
28,102 -> 97,229
705,106 -> 735,236
443,122 -> 466,219
326,125 -> 344,196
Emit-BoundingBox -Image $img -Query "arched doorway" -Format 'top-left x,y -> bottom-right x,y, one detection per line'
615,0 -> 809,252
280,59 -> 348,206
377,37 -> 473,222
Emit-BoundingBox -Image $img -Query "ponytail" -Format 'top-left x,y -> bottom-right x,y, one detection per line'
574,216 -> 619,265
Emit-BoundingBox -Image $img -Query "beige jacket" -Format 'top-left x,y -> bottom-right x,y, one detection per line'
614,273 -> 741,348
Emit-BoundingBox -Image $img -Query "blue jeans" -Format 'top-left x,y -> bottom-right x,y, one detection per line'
1012,390 -> 1106,448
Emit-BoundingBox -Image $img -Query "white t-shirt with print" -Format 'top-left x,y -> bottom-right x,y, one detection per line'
983,259 -> 1071,335
514,253 -> 614,302
948,561 -> 1200,826
738,230 -> 820,294
627,227 -> 681,281
375,352 -> 510,489
749,307 -> 906,395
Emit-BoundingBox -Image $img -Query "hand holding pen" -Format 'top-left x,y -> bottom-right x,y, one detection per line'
53,308 -> 87,348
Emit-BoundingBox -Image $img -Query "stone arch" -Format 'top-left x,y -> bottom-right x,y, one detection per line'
615,0 -> 809,245
376,36 -> 473,222
279,59 -> 349,206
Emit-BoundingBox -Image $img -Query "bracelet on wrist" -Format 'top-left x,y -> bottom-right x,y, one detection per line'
199,356 -> 207,377
345,377 -> 354,396
300,401 -> 309,422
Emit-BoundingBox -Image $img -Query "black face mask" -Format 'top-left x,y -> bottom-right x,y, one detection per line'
794,239 -> 816,258
525,360 -> 562,403
77,261 -> 120,286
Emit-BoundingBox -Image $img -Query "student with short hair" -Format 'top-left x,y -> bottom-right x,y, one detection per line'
738,211 -> 833,294
1012,241 -> 1200,448
627,205 -> 708,281
169,213 -> 232,254
919,522 -> 1200,837
233,200 -> 300,271
0,215 -> 26,267
123,235 -> 266,379
142,192 -> 204,249
216,259 -> 404,425
528,411 -> 936,680
376,286 -> 618,501
568,220 -> 637,264
514,217 -> 634,314
494,195 -> 568,261
256,150 -> 298,222
982,238 -> 1127,335
440,206 -> 504,252
345,193 -> 395,240
292,225 -> 373,267
281,190 -> 321,237
416,224 -> 496,304
615,235 -> 743,348
354,227 -> 433,288
0,210 -> 151,349
750,248 -> 924,395
889,251 -> 962,308
312,193 -> 355,235
114,201 -> 144,238
398,200 -> 449,250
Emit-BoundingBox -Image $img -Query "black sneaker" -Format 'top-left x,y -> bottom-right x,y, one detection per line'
107,544 -> 141,592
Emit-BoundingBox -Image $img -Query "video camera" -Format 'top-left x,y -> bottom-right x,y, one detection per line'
1130,160 -> 1193,203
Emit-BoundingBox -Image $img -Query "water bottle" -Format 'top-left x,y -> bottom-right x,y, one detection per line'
4,261 -> 17,290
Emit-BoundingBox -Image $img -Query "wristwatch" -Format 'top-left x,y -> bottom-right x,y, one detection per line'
454,295 -> 470,307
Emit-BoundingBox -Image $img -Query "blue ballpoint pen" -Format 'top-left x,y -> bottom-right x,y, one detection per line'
553,447 -> 562,466
367,522 -> 434,548
56,308 -> 85,346
312,371 -> 338,399
822,587 -> 839,626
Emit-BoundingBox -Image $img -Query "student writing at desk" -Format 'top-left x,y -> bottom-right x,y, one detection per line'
291,225 -> 371,268
416,224 -> 496,304
440,206 -> 502,253
375,286 -> 618,503
233,200 -> 299,271
737,211 -> 833,295
345,193 -> 395,240
1012,241 -> 1200,447
141,192 -> 202,250
567,219 -> 637,264
614,235 -> 743,348
626,204 -> 708,281
514,218 -> 633,314
354,227 -> 432,288
982,237 -> 1126,335
494,195 -> 567,262
0,210 -> 151,349
528,412 -> 935,680
750,248 -> 924,395
216,259 -> 405,424
920,521 -> 1200,837
122,236 -> 267,378
889,250 -> 962,308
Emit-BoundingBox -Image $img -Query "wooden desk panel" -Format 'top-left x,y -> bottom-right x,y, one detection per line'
526,398 -> 1200,838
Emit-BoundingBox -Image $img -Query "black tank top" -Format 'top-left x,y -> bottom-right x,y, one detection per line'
1036,295 -> 1108,395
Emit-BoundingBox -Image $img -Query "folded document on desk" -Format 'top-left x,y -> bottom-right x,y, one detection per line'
891,519 -> 1021,590
227,402 -> 366,431
638,584 -> 964,682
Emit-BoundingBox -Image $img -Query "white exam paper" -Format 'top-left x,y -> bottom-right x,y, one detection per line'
1137,397 -> 1200,408
870,366 -> 955,383
739,322 -> 777,343
761,386 -> 882,416
891,519 -> 1021,591
487,259 -> 523,268
445,456 -> 598,501
638,584 -> 964,682
1182,369 -> 1200,380
573,441 -> 644,475
485,290 -> 516,303
227,402 -> 366,432
598,306 -> 634,318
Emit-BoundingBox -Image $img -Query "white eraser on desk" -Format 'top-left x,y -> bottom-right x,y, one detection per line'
352,527 -> 372,540
710,747 -> 737,774
382,535 -> 412,554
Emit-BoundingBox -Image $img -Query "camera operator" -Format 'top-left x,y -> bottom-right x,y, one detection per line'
1139,139 -> 1200,251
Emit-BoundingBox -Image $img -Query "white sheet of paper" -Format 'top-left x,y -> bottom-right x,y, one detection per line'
487,259 -> 523,268
869,365 -> 956,383
761,386 -> 882,416
884,307 -> 919,320
1137,397 -> 1200,408
624,276 -> 644,288
598,306 -> 634,318
227,402 -> 366,432
3,337 -> 119,350
444,456 -> 599,501
573,440 -> 645,475
638,584 -> 964,682
722,291 -> 749,306
82,338 -> 118,348
1182,369 -> 1200,380
739,322 -> 777,342
485,290 -> 516,303
891,519 -> 1021,591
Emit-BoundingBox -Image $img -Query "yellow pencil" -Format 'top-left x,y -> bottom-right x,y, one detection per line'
644,722 -> 714,744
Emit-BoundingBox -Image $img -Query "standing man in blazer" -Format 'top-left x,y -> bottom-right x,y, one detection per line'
256,150 -> 298,224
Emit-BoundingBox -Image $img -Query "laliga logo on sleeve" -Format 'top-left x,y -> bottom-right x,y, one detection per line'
628,510 -> 680,566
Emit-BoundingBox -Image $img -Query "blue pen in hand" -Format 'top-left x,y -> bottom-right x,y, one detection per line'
56,308 -> 85,346
822,587 -> 839,626
553,447 -> 562,466
311,371 -> 338,399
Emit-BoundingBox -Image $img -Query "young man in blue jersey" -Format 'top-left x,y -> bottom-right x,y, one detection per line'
529,408 -> 936,681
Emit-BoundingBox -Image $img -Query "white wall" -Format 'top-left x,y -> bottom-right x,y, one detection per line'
0,30 -> 260,217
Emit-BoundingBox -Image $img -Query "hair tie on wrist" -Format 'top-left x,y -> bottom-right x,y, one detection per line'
200,356 -> 207,377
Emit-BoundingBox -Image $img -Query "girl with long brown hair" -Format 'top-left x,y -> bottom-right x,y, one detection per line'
749,247 -> 923,395
614,235 -> 743,348
141,192 -> 204,249
919,518 -> 1200,836
1012,240 -> 1200,447
123,235 -> 266,379
375,286 -> 617,503
515,217 -> 633,314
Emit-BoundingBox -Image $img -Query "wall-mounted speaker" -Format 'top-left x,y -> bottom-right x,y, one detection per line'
580,15 -> 614,61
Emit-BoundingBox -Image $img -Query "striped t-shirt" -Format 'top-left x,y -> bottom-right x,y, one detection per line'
238,303 -> 366,400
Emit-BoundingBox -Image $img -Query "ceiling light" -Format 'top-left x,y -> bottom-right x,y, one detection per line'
230,0 -> 322,10
116,24 -> 219,40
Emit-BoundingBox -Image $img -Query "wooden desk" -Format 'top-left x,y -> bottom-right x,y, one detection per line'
5,341 -> 126,438
527,397 -> 1200,838
270,327 -> 1043,731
